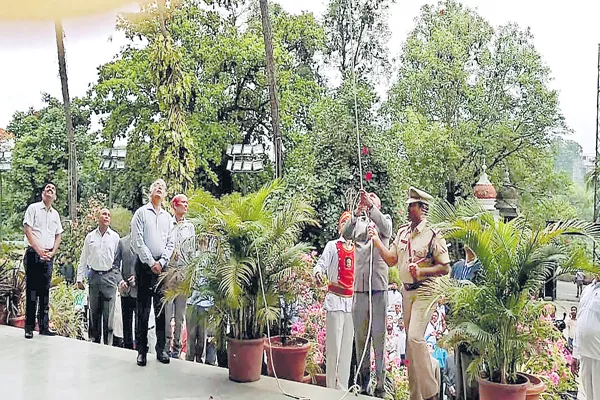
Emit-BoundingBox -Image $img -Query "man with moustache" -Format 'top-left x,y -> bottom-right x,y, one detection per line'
23,182 -> 64,339
76,208 -> 121,345
131,179 -> 175,366
372,187 -> 450,400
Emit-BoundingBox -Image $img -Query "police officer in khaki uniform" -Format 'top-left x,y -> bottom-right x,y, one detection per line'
370,187 -> 450,400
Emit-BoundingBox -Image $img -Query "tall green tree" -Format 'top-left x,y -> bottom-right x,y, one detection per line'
6,95 -> 98,227
89,0 -> 324,205
386,0 -> 567,204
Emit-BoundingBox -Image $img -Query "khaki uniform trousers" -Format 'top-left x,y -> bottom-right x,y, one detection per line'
403,287 -> 438,400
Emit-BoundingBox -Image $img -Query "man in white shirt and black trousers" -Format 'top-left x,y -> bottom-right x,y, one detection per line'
131,179 -> 175,367
76,208 -> 121,345
23,182 -> 63,339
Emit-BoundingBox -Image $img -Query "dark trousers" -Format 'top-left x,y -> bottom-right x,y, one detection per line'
24,248 -> 52,332
121,295 -> 137,350
135,258 -> 166,354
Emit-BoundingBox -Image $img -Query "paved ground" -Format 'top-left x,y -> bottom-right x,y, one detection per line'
0,325 -> 369,400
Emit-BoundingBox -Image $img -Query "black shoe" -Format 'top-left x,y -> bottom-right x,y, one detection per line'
25,331 -> 33,339
157,350 -> 170,364
137,353 -> 147,367
39,330 -> 57,336
170,351 -> 180,359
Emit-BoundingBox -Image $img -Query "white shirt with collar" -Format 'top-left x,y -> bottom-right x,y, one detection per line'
23,201 -> 64,249
131,203 -> 175,268
76,227 -> 120,282
574,281 -> 600,361
313,237 -> 353,313
170,217 -> 196,267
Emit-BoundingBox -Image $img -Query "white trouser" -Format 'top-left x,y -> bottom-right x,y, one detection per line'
581,356 -> 600,400
326,310 -> 354,390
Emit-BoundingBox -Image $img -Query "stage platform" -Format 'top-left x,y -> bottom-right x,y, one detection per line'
0,325 -> 369,400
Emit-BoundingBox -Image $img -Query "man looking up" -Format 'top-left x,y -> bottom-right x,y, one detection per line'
23,182 -> 63,339
76,208 -> 120,345
131,179 -> 175,366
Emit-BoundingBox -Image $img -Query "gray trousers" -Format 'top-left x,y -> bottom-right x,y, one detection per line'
166,294 -> 187,356
88,270 -> 118,345
185,305 -> 216,364
353,291 -> 387,393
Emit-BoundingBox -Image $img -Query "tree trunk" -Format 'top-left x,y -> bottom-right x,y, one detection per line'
259,0 -> 283,179
54,21 -> 77,220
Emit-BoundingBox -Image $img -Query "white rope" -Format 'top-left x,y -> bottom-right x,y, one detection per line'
257,249 -> 310,400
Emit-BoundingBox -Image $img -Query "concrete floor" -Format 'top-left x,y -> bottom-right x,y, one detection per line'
0,325 -> 370,400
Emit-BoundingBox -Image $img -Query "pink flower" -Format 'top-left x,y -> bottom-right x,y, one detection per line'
361,146 -> 369,156
549,372 -> 560,387
365,171 -> 373,182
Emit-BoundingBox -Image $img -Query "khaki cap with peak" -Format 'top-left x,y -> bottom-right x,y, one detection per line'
407,186 -> 433,205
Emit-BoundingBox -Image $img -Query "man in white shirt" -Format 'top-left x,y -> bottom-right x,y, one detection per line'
397,318 -> 407,362
76,208 -> 121,345
165,194 -> 195,359
314,211 -> 355,391
573,277 -> 600,400
131,179 -> 175,367
23,182 -> 63,339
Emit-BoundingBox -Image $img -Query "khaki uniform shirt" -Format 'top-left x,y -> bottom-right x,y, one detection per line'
392,219 -> 450,284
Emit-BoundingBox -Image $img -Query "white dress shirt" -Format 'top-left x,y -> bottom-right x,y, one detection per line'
397,329 -> 407,356
23,201 -> 64,249
131,203 -> 175,268
574,281 -> 600,361
313,238 -> 353,313
170,218 -> 196,267
76,227 -> 120,282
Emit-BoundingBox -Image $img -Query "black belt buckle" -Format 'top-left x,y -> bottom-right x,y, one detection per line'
404,282 -> 422,291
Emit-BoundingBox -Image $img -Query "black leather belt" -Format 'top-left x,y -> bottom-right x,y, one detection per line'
90,269 -> 114,276
404,279 -> 431,291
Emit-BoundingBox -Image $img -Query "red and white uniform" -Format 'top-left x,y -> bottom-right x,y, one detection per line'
314,237 -> 355,391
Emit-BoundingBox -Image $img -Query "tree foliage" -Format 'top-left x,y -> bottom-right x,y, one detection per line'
386,0 -> 567,204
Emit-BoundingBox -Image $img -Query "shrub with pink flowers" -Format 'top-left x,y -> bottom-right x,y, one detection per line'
521,301 -> 577,399
282,251 -> 328,376
366,347 -> 410,399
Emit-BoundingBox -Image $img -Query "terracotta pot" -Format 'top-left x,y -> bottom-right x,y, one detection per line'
8,315 -> 26,329
0,304 -> 7,325
264,336 -> 310,382
227,337 -> 264,383
478,373 -> 529,400
521,373 -> 547,400
314,373 -> 327,387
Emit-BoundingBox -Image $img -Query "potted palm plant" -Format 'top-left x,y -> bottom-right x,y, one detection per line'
165,180 -> 317,383
427,199 -> 600,400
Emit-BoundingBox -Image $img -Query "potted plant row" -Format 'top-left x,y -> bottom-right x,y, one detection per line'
427,199 -> 600,400
165,180 -> 317,383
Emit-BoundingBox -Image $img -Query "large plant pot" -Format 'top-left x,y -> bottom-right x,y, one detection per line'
0,303 -> 7,325
8,315 -> 26,329
478,373 -> 529,400
314,373 -> 327,387
521,373 -> 547,400
264,336 -> 310,382
227,337 -> 264,383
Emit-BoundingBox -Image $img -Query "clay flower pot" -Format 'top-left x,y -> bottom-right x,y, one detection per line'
478,373 -> 529,400
521,373 -> 547,400
227,337 -> 264,383
264,336 -> 310,382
